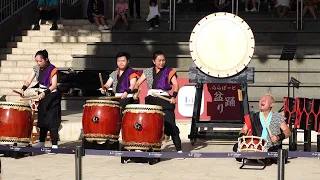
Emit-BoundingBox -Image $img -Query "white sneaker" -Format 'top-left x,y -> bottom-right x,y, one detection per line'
148,27 -> 154,31
177,0 -> 182,3
103,25 -> 110,30
155,25 -> 159,28
245,8 -> 249,12
189,0 -> 193,2
33,142 -> 45,148
250,7 -> 257,12
135,150 -> 142,152
98,25 -> 104,30
48,145 -> 58,155
177,150 -> 184,160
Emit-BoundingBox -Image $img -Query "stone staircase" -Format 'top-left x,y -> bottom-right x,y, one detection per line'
0,12 -> 320,111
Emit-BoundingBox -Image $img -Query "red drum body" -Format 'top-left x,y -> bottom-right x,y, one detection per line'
122,104 -> 164,151
82,100 -> 121,143
238,136 -> 267,152
0,102 -> 33,146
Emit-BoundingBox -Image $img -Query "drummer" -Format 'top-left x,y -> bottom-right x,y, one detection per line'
100,52 -> 139,112
233,94 -> 291,163
133,50 -> 183,155
20,49 -> 61,149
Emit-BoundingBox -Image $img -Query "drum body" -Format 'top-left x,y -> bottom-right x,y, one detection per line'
238,136 -> 267,152
122,104 -> 164,151
82,100 -> 121,143
0,102 -> 33,146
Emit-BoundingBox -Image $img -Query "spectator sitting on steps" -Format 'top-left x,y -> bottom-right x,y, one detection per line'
112,0 -> 130,30
146,0 -> 161,31
275,0 -> 290,18
214,0 -> 231,12
303,0 -> 317,19
244,0 -> 257,12
87,0 -> 110,30
33,0 -> 58,30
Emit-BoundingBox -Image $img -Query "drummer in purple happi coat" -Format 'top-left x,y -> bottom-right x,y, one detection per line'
20,50 -> 61,149
133,51 -> 183,156
100,52 -> 139,112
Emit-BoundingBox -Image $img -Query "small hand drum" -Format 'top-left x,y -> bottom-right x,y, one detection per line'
237,136 -> 268,152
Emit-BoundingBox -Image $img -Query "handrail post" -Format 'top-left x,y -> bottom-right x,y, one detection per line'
300,0 -> 303,30
277,149 -> 286,180
112,0 -> 115,20
169,0 -> 172,30
75,146 -> 82,180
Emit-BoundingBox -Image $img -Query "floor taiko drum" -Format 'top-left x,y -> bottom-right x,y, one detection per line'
82,100 -> 121,143
0,102 -> 33,146
122,104 -> 164,151
238,136 -> 267,152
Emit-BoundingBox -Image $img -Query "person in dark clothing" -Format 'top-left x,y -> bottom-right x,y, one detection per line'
87,0 -> 110,30
33,0 -> 59,30
20,50 -> 61,149
129,0 -> 141,19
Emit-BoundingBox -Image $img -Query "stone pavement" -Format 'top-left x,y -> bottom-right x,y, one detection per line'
0,140 -> 319,180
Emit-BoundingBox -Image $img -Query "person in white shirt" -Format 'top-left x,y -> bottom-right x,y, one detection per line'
146,0 -> 161,30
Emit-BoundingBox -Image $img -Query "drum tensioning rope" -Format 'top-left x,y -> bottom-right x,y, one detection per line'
0,145 -> 319,159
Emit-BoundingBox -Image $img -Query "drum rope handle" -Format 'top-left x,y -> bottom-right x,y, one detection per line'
133,122 -> 143,131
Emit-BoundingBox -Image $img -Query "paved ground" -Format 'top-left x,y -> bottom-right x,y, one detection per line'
0,140 -> 319,180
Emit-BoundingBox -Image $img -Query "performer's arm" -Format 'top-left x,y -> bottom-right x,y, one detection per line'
170,75 -> 179,104
39,74 -> 58,100
20,71 -> 36,97
239,124 -> 248,137
133,73 -> 146,90
279,121 -> 291,140
101,77 -> 113,94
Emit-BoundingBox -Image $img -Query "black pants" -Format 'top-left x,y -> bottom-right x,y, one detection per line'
145,95 -> 182,151
39,127 -> 59,145
129,0 -> 140,17
149,15 -> 159,28
35,9 -> 58,25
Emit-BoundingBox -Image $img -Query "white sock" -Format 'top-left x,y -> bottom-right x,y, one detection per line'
52,145 -> 58,149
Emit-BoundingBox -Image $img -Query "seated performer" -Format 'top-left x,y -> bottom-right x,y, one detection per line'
20,50 -> 61,149
233,94 -> 291,163
133,51 -> 183,155
100,52 -> 139,111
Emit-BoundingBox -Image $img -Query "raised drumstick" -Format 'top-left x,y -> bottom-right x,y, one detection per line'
99,73 -> 105,90
20,96 -> 39,101
12,89 -> 23,97
103,96 -> 122,100
151,92 -> 171,102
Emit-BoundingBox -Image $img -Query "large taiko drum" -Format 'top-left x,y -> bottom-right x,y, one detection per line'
238,136 -> 268,152
189,12 -> 255,78
121,104 -> 164,151
0,102 -> 33,146
82,100 -> 121,143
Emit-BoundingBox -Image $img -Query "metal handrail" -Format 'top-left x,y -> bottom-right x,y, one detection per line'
0,0 -> 34,23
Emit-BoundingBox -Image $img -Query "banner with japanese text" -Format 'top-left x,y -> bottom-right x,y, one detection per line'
138,78 -> 242,122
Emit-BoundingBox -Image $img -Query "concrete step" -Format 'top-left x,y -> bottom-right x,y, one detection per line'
0,81 -> 37,89
4,54 -> 73,61
17,30 -> 320,44
5,48 -> 87,55
15,35 -> 101,43
71,54 -> 320,70
86,42 -> 320,56
45,18 -> 320,31
7,42 -> 87,49
0,60 -> 68,68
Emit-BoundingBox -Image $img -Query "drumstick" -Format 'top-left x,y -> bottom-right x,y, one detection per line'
262,117 -> 273,137
237,89 -> 243,101
151,92 -> 171,102
20,96 -> 39,101
99,73 -> 105,90
103,96 -> 122,100
12,89 -> 23,97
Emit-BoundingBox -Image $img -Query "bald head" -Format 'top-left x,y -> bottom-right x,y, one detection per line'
259,94 -> 275,111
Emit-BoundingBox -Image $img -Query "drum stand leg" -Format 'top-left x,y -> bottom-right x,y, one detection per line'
289,120 -> 297,151
147,147 -> 160,165
188,83 -> 203,146
239,158 -> 267,170
304,124 -> 312,152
